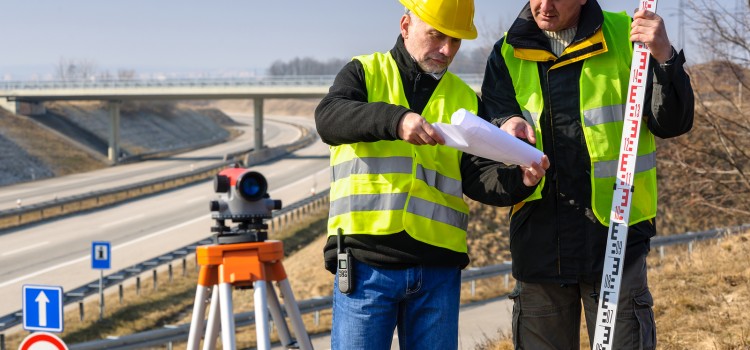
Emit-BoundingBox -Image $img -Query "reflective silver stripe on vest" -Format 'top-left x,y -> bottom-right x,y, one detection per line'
406,196 -> 468,229
415,164 -> 462,197
593,152 -> 656,178
521,110 -> 539,127
329,192 -> 408,217
583,104 -> 626,127
331,157 -> 413,182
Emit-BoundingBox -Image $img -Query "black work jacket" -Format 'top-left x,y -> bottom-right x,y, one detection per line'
316,36 -> 534,273
479,1 -> 694,283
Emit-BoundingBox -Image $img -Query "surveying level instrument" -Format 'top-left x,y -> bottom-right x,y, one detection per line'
592,0 -> 658,348
187,165 -> 313,350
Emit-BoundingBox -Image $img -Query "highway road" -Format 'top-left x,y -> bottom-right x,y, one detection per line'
0,113 -> 331,316
0,114 -> 292,212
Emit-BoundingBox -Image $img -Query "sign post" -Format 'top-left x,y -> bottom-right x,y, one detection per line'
91,241 -> 111,320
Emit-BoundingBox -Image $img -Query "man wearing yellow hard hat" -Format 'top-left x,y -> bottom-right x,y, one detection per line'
315,0 -> 548,348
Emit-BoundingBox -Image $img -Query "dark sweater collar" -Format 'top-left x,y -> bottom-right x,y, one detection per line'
507,0 -> 604,51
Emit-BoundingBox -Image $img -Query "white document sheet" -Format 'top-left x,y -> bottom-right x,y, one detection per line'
432,108 -> 544,167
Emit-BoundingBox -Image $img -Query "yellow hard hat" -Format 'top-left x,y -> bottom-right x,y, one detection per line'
399,0 -> 477,40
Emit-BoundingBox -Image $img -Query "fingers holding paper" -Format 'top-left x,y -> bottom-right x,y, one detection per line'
399,112 -> 446,146
521,155 -> 549,187
500,116 -> 536,145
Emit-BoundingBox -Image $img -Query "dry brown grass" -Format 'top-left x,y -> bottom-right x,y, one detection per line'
0,107 -> 107,176
476,232 -> 750,350
4,203 -> 747,349
650,233 -> 750,349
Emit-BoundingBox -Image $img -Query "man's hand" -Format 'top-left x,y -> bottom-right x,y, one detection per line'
632,9 -> 672,64
501,116 -> 536,144
520,155 -> 549,187
398,112 -> 445,145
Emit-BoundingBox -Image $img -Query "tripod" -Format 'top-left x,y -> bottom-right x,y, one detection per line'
186,240 -> 313,350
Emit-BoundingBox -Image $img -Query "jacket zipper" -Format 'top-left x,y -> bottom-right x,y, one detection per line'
413,72 -> 422,95
544,64 -> 563,276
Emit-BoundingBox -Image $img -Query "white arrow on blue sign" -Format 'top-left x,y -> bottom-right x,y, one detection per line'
23,284 -> 64,332
91,241 -> 111,270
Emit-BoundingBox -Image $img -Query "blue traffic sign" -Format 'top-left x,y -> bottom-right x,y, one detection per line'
91,241 -> 111,270
23,285 -> 63,332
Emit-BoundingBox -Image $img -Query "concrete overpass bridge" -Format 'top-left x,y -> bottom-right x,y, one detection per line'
0,75 -> 482,163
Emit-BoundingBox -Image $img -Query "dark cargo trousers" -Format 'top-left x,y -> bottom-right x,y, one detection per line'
509,253 -> 656,349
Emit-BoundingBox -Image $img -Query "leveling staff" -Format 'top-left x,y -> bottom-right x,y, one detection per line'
315,0 -> 548,349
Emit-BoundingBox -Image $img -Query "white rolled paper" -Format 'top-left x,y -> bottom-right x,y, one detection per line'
432,108 -> 544,167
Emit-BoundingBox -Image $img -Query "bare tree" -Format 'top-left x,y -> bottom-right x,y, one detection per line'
656,0 -> 750,234
267,57 -> 348,76
117,69 -> 137,81
55,57 -> 98,81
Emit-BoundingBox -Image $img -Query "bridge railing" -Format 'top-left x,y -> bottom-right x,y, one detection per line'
0,74 -> 484,91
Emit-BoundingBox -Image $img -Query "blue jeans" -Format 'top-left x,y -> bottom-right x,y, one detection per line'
331,259 -> 461,350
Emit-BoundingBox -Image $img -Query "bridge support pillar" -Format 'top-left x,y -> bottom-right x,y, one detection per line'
0,99 -> 46,115
254,97 -> 264,153
108,100 -> 122,164
0,98 -> 18,114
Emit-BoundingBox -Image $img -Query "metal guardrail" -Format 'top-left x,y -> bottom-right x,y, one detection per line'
53,223 -> 750,349
0,189 -> 331,336
0,119 -> 319,339
0,120 -> 316,231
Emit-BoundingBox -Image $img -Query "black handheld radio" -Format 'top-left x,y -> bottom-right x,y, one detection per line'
337,228 -> 353,294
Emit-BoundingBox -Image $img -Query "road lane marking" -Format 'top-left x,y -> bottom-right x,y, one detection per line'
0,216 -> 207,288
186,196 -> 206,204
99,214 -> 145,229
273,168 -> 330,192
2,168 -> 329,289
1,241 -> 49,257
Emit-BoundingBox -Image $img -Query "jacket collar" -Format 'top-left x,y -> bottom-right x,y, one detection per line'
507,1 -> 604,53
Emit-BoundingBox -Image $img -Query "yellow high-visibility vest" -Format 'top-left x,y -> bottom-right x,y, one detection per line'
501,11 -> 657,226
327,51 -> 478,253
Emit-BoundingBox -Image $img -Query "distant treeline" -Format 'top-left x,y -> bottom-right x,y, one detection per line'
266,46 -> 492,76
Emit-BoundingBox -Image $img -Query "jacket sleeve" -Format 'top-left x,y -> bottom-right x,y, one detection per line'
314,60 -> 410,146
645,49 -> 695,138
460,152 -> 537,207
478,37 -> 523,124
462,38 -> 537,206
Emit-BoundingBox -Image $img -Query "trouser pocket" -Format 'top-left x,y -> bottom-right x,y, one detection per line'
632,288 -> 656,350
509,283 -> 521,349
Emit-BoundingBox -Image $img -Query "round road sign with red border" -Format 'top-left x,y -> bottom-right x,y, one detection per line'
19,332 -> 68,350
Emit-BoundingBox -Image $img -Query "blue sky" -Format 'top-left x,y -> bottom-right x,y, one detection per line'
0,0 -> 692,80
